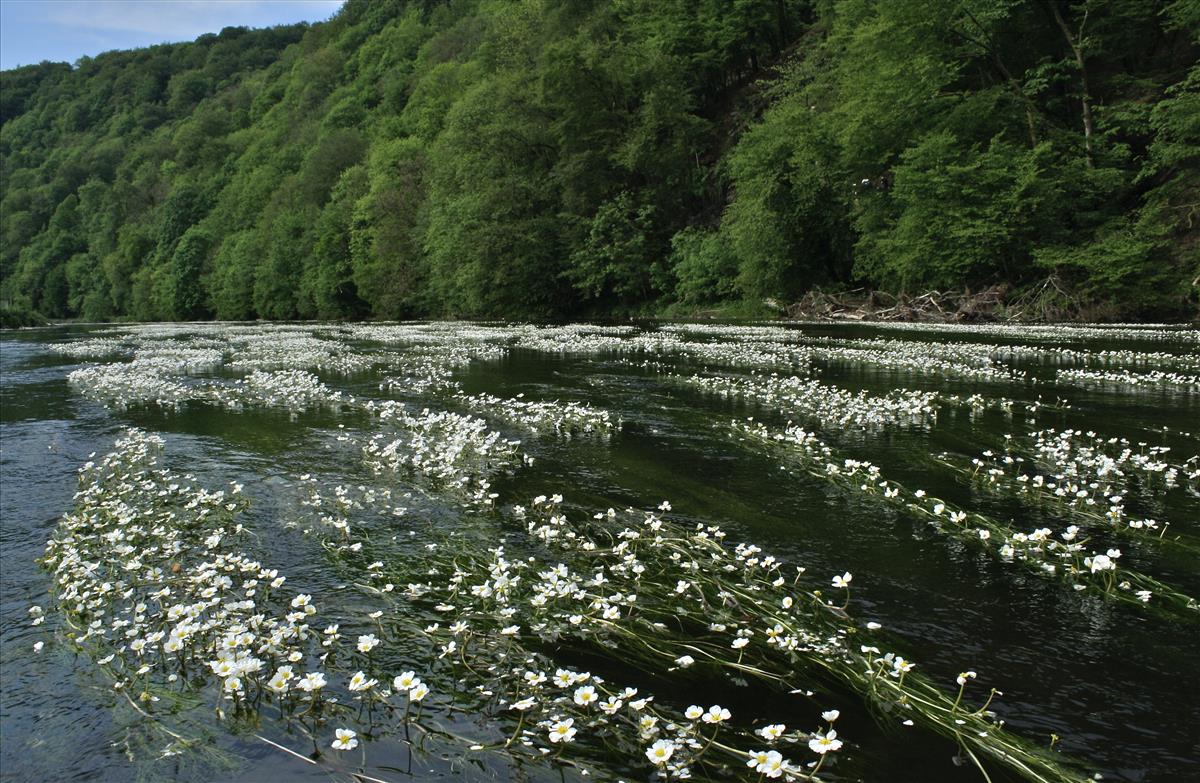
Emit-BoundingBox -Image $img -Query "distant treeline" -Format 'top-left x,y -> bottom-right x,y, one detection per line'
1,0 -> 1197,322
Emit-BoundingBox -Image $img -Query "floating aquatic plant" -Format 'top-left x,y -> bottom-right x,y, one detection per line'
1056,368 -> 1200,394
360,403 -> 526,503
34,320 -> 1199,783
319,493 -> 1093,783
939,428 -> 1199,545
454,392 -> 617,438
677,372 -> 940,431
731,419 -> 1200,617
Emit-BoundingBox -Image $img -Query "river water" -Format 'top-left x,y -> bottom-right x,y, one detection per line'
1,321 -> 1197,783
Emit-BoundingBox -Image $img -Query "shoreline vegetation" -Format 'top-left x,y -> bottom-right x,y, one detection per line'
8,278 -> 1200,329
2,0 -> 1197,325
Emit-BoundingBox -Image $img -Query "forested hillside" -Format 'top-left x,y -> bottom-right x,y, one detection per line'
2,0 -> 1197,322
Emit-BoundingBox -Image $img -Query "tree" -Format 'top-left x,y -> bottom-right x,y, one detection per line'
166,228 -> 211,319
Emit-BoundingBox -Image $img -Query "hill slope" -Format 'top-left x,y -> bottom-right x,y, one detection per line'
2,0 -> 1197,321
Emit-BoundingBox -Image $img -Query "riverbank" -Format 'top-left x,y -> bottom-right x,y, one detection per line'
777,279 -> 1198,325
0,304 -> 48,329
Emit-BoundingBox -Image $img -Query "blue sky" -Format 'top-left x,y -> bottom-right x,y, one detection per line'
1,0 -> 344,70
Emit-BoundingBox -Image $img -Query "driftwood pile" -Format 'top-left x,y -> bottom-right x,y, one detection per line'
783,277 -> 1112,323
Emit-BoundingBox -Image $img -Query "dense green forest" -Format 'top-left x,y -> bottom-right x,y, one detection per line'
1,0 -> 1197,322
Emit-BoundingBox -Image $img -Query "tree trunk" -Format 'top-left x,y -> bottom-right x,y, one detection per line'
776,0 -> 790,52
1050,1 -> 1094,167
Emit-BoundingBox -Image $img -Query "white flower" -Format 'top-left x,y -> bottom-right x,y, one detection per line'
685,705 -> 704,720
957,670 -> 977,686
821,709 -> 840,723
645,739 -> 676,765
750,750 -> 786,777
599,697 -> 622,715
394,671 -> 417,691
297,672 -> 327,692
331,728 -> 358,751
831,572 -> 852,588
1088,554 -> 1114,573
674,655 -> 695,668
747,750 -> 772,770
701,705 -> 731,724
348,671 -> 376,691
731,637 -> 749,649
573,685 -> 598,706
548,718 -> 577,743
409,682 -> 430,701
757,723 -> 785,741
357,634 -> 379,653
809,729 -> 843,754
510,697 -> 536,711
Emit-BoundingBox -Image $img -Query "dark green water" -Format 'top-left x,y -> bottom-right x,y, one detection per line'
2,322 -> 1198,783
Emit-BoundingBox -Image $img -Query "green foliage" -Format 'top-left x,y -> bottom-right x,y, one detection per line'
567,191 -> 661,304
669,227 -> 739,305
855,134 -> 1063,291
1,0 -> 1195,321
305,165 -> 369,319
350,138 -> 428,318
714,0 -> 1198,316
208,230 -> 259,320
722,100 -> 852,300
423,71 -> 567,318
166,228 -> 212,320
0,301 -> 48,328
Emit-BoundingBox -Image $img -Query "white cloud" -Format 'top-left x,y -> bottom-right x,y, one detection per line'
44,1 -> 342,41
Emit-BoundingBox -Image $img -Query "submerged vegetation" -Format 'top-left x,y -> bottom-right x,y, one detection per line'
39,432 -> 1093,782
2,0 -> 1198,322
22,320 -> 1200,782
